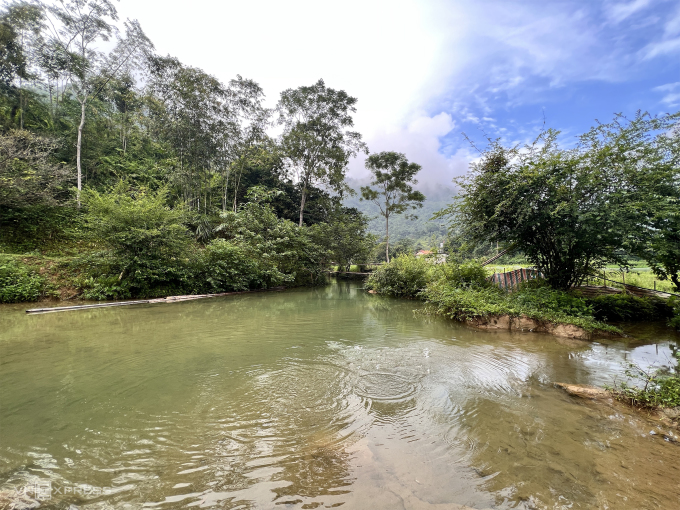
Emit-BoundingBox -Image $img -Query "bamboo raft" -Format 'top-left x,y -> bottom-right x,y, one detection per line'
25,287 -> 286,315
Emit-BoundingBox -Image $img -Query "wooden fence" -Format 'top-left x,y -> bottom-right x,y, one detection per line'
488,268 -> 543,289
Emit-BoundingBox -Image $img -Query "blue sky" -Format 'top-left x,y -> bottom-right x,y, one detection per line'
117,0 -> 679,188
434,0 -> 680,161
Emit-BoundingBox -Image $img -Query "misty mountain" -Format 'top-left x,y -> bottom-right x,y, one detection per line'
343,179 -> 456,243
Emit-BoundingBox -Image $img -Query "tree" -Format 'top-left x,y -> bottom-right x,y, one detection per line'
579,112 -> 680,291
439,128 -> 634,290
361,151 -> 425,262
277,79 -> 366,226
311,207 -> 374,272
0,129 -> 71,207
0,1 -> 44,129
45,0 -> 153,206
147,57 -> 267,213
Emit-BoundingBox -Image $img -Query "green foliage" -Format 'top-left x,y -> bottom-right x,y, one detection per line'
439,112 -> 680,291
588,293 -> 673,322
431,260 -> 490,289
311,207 -> 374,271
668,296 -> 680,329
81,183 -> 193,298
367,259 -> 612,331
196,239 -> 286,292
215,191 -> 326,287
0,255 -> 47,302
365,255 -> 431,298
609,352 -> 680,408
422,280 -> 613,332
277,79 -> 367,226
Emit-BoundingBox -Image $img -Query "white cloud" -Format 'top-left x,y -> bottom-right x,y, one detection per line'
605,0 -> 653,24
654,82 -> 680,106
108,0 -> 677,189
348,112 -> 470,187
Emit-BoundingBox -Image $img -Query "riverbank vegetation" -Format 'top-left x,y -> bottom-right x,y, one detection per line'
365,255 -> 679,332
608,351 -> 680,409
0,0 -> 379,301
1,0 -> 678,329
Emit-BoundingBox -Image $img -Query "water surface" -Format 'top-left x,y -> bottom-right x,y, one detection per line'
1,281 -> 679,509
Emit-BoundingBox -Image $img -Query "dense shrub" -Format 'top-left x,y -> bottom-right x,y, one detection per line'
74,184 -> 328,301
421,280 -> 612,331
588,293 -> 673,322
365,255 -> 430,297
431,260 -> 490,288
669,296 -> 680,329
194,239 -> 288,292
0,256 -> 46,302
215,194 -> 327,287
511,282 -> 593,318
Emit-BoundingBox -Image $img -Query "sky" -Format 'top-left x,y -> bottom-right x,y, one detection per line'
116,0 -> 680,189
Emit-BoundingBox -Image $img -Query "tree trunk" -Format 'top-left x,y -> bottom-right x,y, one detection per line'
76,99 -> 86,208
299,184 -> 307,227
233,159 -> 245,212
223,170 -> 229,212
385,214 -> 390,263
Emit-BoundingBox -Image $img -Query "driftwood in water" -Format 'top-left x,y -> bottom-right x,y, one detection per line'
25,287 -> 286,315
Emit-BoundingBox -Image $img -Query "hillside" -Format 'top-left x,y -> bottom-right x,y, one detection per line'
344,179 -> 455,244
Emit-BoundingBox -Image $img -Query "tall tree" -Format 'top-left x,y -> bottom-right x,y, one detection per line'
361,151 -> 425,262
147,57 -> 266,212
579,112 -> 680,291
277,79 -> 366,226
0,1 -> 44,129
44,0 -> 152,206
439,129 -> 633,290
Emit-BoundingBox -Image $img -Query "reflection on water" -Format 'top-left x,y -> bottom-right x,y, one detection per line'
1,280 -> 679,509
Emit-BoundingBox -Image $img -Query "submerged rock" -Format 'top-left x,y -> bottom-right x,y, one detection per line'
554,382 -> 610,399
0,490 -> 40,510
555,383 -> 680,432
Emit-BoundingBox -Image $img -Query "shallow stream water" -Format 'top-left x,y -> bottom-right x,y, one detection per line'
1,280 -> 679,509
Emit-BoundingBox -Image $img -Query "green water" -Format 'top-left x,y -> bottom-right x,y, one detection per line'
1,281 -> 679,509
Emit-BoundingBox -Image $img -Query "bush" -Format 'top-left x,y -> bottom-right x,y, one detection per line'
610,352 -> 680,408
79,183 -> 194,299
0,256 -> 46,303
431,260 -> 490,288
365,255 -> 430,297
669,296 -> 680,329
194,239 -> 288,292
511,282 -> 593,318
588,293 -> 674,322
421,277 -> 613,331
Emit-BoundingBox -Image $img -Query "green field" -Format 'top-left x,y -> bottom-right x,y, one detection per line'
485,264 -> 678,294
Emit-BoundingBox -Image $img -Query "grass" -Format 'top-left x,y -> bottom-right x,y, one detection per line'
608,352 -> 680,409
486,265 -> 678,294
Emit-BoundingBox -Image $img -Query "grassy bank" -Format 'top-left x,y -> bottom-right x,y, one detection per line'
608,351 -> 680,410
365,256 -> 680,334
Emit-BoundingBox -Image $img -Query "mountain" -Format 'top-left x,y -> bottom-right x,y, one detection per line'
344,179 -> 455,243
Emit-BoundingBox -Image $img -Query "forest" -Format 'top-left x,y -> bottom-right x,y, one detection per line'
1,0 -> 679,309
0,0 -> 387,302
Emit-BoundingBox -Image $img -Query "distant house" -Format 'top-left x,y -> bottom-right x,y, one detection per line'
416,249 -> 447,264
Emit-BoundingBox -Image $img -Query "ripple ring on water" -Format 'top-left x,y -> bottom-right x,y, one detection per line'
355,372 -> 417,402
